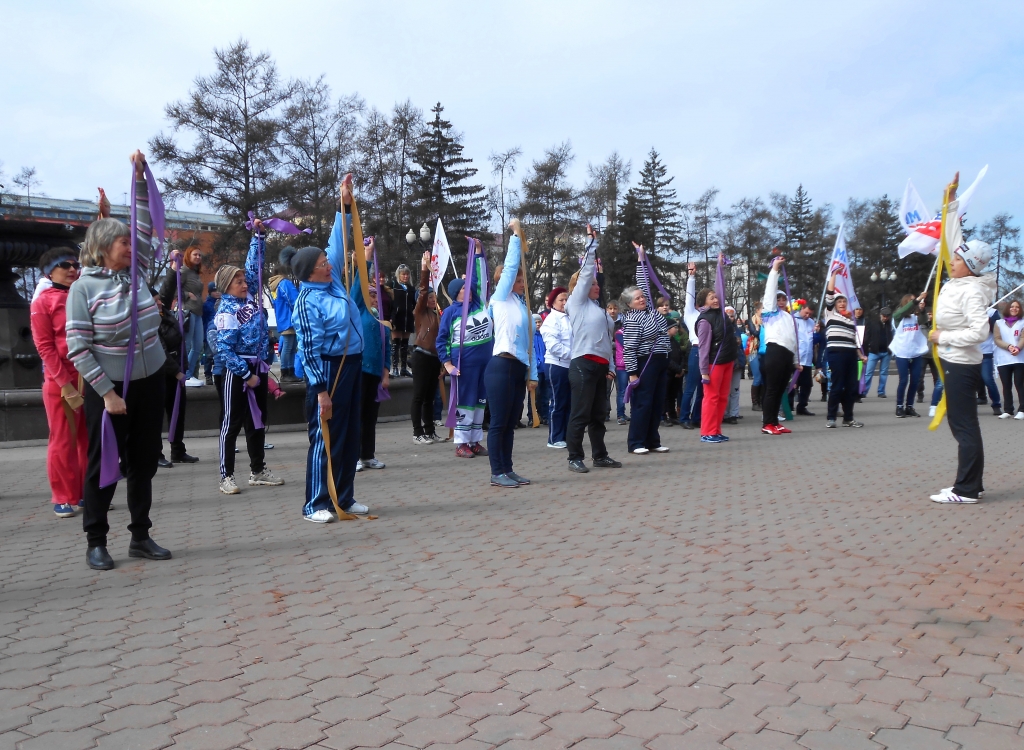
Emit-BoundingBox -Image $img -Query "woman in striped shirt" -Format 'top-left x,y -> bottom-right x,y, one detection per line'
621,245 -> 671,454
65,150 -> 172,571
823,272 -> 867,428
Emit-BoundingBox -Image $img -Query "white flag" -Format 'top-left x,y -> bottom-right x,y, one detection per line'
897,165 -> 989,258
827,223 -> 861,312
430,218 -> 451,294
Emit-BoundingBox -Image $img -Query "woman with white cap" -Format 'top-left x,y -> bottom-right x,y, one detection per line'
928,174 -> 997,504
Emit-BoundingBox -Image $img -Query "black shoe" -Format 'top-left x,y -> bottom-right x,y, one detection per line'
680,421 -> 695,430
171,453 -> 199,464
205,375 -> 214,386
877,393 -> 887,398
977,397 -> 987,405
905,407 -> 921,418
723,416 -> 739,425
568,459 -> 590,473
592,456 -> 621,468
896,406 -> 905,418
401,369 -> 413,378
820,395 -> 827,402
157,456 -> 173,469
87,546 -> 114,571
506,471 -> 531,485
992,404 -> 1002,416
796,408 -> 815,416
128,538 -> 172,561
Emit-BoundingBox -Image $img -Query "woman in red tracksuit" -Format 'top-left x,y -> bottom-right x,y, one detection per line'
30,247 -> 88,518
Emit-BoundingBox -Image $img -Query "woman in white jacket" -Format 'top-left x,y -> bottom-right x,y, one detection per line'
541,286 -> 572,448
928,178 -> 997,504
993,299 -> 1024,419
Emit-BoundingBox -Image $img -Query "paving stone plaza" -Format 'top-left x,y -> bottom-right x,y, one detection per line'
1,396 -> 1022,750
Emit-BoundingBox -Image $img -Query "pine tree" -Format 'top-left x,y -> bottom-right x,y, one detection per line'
775,185 -> 832,303
408,103 -> 487,260
634,149 -> 683,256
605,189 -> 648,301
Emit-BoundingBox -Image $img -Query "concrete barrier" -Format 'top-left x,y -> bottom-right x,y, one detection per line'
0,375 -> 418,445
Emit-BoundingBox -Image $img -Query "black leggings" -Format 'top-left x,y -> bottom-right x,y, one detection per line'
361,372 -> 382,459
998,363 -> 1024,414
760,343 -> 794,426
410,350 -> 441,436
826,348 -> 859,421
942,359 -> 984,498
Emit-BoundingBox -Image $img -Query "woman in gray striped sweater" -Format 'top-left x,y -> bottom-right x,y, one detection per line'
823,271 -> 867,428
65,150 -> 172,571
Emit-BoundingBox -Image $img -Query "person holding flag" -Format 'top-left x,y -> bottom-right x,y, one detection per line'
822,271 -> 866,428
929,174 -> 997,504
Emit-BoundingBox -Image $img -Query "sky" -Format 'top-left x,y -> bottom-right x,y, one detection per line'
2,0 -> 1022,230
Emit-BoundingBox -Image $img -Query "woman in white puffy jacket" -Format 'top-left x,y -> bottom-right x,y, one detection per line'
541,287 -> 572,448
993,299 -> 1024,419
927,177 -> 997,504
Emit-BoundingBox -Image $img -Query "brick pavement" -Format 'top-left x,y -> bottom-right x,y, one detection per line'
0,394 -> 1021,749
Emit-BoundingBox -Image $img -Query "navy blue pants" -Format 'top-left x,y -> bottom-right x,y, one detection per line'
485,356 -> 527,476
679,346 -> 703,425
895,356 -> 923,408
547,363 -> 570,443
627,353 -> 668,451
304,354 -> 362,516
826,348 -> 859,421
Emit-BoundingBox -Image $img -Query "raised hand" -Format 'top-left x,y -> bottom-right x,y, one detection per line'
947,171 -> 960,201
687,262 -> 696,276
508,217 -> 521,234
586,223 -> 597,240
422,251 -> 430,270
341,173 -> 353,206
130,150 -> 146,178
772,256 -> 785,270
97,187 -> 111,219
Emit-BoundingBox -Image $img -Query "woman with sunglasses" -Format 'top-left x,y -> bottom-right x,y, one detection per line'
30,248 -> 88,518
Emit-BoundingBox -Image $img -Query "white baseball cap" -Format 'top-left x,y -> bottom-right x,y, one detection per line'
956,240 -> 992,275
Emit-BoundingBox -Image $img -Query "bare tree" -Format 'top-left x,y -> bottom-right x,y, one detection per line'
981,213 -> 1023,297
487,147 -> 522,243
583,152 -> 631,230
13,167 -> 40,204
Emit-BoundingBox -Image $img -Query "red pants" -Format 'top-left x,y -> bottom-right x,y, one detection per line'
42,379 -> 88,505
701,361 -> 734,437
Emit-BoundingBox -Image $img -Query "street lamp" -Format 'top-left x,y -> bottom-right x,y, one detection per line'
869,269 -> 896,308
405,222 -> 432,255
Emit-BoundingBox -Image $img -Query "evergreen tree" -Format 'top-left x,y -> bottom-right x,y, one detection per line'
775,185 -> 833,304
408,102 -> 488,260
634,149 -> 683,256
605,189 -> 648,301
981,213 -> 1023,298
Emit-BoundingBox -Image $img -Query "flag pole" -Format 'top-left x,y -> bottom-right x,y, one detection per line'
989,280 -> 1024,310
921,255 -> 939,297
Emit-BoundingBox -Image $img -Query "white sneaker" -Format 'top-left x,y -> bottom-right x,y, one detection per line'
184,377 -> 205,388
546,441 -> 567,449
1015,412 -> 1024,421
304,509 -> 334,523
414,435 -> 431,445
631,447 -> 650,455
355,460 -> 363,472
652,446 -> 671,453
219,475 -> 240,495
928,406 -> 937,417
930,488 -> 979,504
362,458 -> 385,469
429,434 -> 447,443
346,502 -> 370,515
941,486 -> 984,499
778,413 -> 786,422
999,412 -> 1012,419
249,469 -> 284,486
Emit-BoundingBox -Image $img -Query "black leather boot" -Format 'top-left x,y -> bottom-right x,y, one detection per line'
128,538 -> 173,560
87,546 -> 114,570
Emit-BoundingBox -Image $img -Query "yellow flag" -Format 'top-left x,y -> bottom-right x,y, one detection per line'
928,184 -> 955,431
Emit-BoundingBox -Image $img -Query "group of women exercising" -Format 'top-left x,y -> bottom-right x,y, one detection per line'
30,161 -> 1000,569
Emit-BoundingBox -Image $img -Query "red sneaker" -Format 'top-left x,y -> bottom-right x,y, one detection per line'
776,425 -> 792,434
455,444 -> 475,458
761,424 -> 779,435
470,442 -> 489,456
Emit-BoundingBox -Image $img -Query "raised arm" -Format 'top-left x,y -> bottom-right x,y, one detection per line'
415,252 -> 431,315
633,243 -> 654,308
245,233 -> 263,297
762,257 -> 783,311
129,151 -> 154,272
684,265 -> 697,319
326,174 -> 355,290
492,233 -> 522,303
569,230 -> 599,309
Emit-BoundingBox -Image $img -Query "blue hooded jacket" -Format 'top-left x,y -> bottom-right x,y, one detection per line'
215,233 -> 271,379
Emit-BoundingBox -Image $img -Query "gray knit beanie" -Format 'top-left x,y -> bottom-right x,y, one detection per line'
215,264 -> 243,296
292,246 -> 324,282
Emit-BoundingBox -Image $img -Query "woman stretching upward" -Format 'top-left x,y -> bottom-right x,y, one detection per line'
436,242 -> 493,458
484,219 -> 538,488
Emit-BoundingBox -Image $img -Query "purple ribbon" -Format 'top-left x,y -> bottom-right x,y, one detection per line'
244,358 -> 269,430
445,239 -> 481,428
635,247 -> 672,304
166,259 -> 186,442
100,162 -> 166,488
245,211 -> 312,236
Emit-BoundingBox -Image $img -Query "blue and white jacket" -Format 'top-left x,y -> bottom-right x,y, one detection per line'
293,211 -> 364,394
489,235 -> 538,381
436,251 -> 493,369
352,265 -> 392,377
216,234 -> 271,380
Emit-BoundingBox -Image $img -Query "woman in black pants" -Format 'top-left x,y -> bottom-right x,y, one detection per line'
352,246 -> 391,471
391,263 -> 416,376
411,251 -> 442,443
822,271 -> 866,428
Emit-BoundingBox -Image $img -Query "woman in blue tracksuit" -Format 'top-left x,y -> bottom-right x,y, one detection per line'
436,242 -> 493,458
485,220 -> 538,488
215,219 -> 283,495
351,242 -> 392,471
292,175 -> 367,523
271,246 -> 299,382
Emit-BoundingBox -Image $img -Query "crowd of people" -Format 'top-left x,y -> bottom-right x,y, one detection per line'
29,162 -> 1007,568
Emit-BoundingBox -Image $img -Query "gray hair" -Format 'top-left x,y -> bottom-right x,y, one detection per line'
395,264 -> 411,281
620,285 -> 641,309
82,218 -> 130,267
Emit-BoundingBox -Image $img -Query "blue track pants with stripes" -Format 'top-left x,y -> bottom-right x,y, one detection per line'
304,354 -> 362,516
